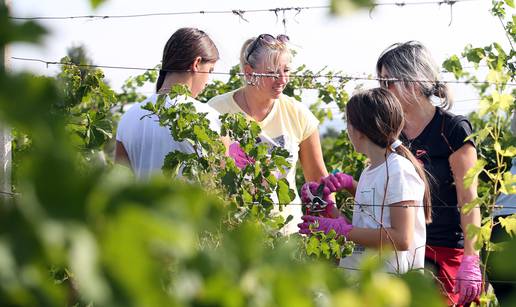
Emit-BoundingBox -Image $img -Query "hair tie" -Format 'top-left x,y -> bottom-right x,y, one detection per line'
391,139 -> 402,151
433,81 -> 443,93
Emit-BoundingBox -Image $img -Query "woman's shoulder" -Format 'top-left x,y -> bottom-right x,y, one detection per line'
207,90 -> 238,113
120,94 -> 157,120
278,94 -> 303,107
436,107 -> 475,149
437,107 -> 471,128
186,97 -> 219,114
389,154 -> 419,176
277,94 -> 314,117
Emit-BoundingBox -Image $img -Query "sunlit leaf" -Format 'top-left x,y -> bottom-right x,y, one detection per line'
442,55 -> 464,79
466,224 -> 481,249
276,178 -> 293,205
499,171 -> 516,195
464,159 -> 487,189
492,91 -> 514,112
461,197 -> 483,215
497,145 -> 516,157
306,236 -> 320,256
499,214 -> 516,237
478,97 -> 492,117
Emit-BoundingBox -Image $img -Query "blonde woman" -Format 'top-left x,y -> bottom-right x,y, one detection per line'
208,35 -> 330,234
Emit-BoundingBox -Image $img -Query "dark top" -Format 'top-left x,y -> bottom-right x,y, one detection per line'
401,107 -> 475,248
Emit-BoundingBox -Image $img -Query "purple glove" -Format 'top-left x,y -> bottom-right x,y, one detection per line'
454,255 -> 482,305
300,182 -> 335,217
321,172 -> 353,192
298,215 -> 353,237
228,142 -> 254,169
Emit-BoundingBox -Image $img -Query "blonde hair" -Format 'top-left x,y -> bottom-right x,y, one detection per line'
239,36 -> 292,75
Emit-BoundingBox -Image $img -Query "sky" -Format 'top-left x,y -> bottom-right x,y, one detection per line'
9,0 -> 511,129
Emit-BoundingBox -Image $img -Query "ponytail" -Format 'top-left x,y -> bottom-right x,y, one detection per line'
156,69 -> 166,92
432,81 -> 453,110
395,145 -> 432,223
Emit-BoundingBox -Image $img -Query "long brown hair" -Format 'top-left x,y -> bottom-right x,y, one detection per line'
156,27 -> 219,92
346,88 -> 432,223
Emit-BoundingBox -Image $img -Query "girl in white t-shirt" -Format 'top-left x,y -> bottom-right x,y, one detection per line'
298,88 -> 432,274
115,28 -> 225,179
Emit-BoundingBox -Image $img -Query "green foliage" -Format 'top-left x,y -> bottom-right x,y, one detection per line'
400,272 -> 444,307
305,229 -> 354,260
89,0 -> 107,9
116,67 -> 158,105
284,65 -> 350,121
8,1 -> 512,306
0,4 -> 47,47
330,0 -> 375,15
146,85 -> 298,236
197,65 -> 243,102
442,1 -> 516,304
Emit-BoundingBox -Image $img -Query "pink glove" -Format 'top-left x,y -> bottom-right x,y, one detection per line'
321,172 -> 353,192
228,142 -> 254,169
454,255 -> 482,305
300,182 -> 335,217
301,182 -> 331,203
298,215 -> 353,237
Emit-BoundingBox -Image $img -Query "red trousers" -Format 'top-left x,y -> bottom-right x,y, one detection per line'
425,245 -> 468,306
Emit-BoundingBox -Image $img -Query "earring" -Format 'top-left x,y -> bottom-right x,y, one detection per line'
246,73 -> 258,86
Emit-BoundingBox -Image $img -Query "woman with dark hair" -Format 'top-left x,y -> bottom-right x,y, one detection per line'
115,27 -> 222,179
376,41 -> 481,306
299,88 -> 431,274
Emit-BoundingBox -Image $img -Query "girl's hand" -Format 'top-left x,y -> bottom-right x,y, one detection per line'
300,182 -> 335,217
298,215 -> 353,237
321,172 -> 353,192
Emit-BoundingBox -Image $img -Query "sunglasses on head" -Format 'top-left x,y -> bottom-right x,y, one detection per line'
246,34 -> 290,64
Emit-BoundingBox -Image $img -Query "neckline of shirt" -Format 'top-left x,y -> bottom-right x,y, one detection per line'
403,106 -> 441,143
230,89 -> 278,126
363,152 -> 400,174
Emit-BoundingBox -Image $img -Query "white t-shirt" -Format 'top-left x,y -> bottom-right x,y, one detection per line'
339,153 -> 426,274
208,90 -> 320,234
116,93 -> 221,180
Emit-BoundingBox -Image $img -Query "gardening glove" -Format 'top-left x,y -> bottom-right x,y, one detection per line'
321,172 -> 353,193
300,182 -> 335,217
298,215 -> 353,237
228,142 -> 254,169
454,255 -> 482,306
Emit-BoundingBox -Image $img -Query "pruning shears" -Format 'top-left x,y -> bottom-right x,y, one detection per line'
304,183 -> 328,216
303,170 -> 340,216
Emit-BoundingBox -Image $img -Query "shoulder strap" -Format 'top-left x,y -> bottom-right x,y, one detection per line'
439,115 -> 455,153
